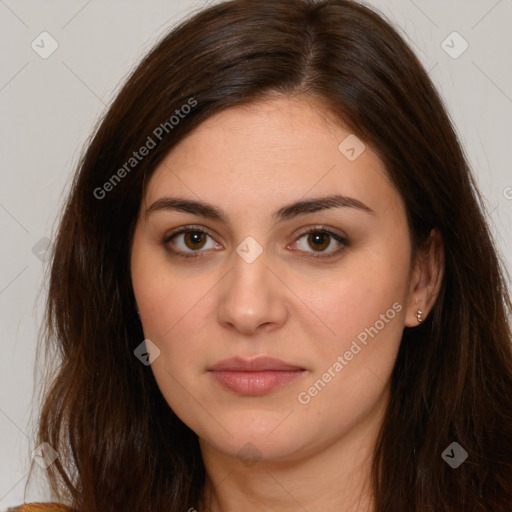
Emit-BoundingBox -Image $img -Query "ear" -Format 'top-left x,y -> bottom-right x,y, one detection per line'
404,229 -> 445,327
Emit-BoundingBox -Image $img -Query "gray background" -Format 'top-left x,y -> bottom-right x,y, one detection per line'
1,0 -> 511,507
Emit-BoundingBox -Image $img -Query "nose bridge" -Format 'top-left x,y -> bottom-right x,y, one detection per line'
228,242 -> 274,305
217,239 -> 288,333
229,234 -> 271,290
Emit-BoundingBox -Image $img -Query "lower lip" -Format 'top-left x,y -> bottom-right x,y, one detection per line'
209,370 -> 306,395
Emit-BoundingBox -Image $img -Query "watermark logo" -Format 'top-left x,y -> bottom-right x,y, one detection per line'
31,31 -> 59,59
31,237 -> 52,262
134,339 -> 161,366
236,236 -> 263,264
237,442 -> 262,468
338,134 -> 366,161
503,187 -> 512,200
441,31 -> 468,59
32,442 -> 59,469
441,442 -> 468,469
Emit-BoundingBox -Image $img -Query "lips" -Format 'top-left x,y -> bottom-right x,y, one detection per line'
208,356 -> 307,395
209,356 -> 304,372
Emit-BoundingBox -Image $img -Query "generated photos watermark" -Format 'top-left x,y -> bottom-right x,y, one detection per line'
134,339 -> 161,366
32,442 -> 59,469
441,441 -> 468,469
93,97 -> 198,200
338,133 -> 366,161
297,301 -> 403,405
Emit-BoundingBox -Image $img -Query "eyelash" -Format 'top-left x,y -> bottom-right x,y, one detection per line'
163,224 -> 349,260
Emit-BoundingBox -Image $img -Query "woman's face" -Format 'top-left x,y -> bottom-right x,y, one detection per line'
130,95 -> 421,465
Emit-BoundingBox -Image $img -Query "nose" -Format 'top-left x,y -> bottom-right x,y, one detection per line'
217,249 -> 289,335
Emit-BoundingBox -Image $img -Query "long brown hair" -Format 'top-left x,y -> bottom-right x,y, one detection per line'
29,0 -> 512,510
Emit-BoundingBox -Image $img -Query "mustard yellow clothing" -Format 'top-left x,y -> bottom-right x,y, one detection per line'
8,503 -> 70,512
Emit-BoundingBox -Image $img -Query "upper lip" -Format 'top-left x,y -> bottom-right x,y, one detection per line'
209,356 -> 305,372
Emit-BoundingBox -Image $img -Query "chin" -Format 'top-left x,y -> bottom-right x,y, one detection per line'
197,413 -> 318,464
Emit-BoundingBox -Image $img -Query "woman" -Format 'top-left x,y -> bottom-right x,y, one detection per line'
14,0 -> 512,510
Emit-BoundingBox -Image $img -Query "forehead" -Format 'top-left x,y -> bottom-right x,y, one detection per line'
142,95 -> 402,221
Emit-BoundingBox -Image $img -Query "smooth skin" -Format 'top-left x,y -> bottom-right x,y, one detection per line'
130,94 -> 444,512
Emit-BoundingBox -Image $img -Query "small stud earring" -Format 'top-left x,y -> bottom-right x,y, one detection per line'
416,310 -> 423,324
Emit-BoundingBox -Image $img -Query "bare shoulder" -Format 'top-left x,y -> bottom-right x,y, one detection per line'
7,503 -> 72,512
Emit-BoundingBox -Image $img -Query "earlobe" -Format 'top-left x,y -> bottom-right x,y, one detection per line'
404,229 -> 445,327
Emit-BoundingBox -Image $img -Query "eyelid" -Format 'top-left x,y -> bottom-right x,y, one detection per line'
163,224 -> 214,243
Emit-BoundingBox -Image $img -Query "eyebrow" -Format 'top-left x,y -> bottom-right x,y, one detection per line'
145,193 -> 375,224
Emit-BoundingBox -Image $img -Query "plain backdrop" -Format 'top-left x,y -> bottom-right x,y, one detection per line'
1,0 -> 511,508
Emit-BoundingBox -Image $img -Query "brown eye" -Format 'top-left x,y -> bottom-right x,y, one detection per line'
164,226 -> 223,258
183,231 -> 207,250
291,227 -> 348,259
307,232 -> 330,251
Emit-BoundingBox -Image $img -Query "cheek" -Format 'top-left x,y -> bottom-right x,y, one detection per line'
131,249 -> 218,380
294,267 -> 406,434
300,252 -> 410,350
131,260 -> 212,419
134,268 -> 210,347
131,233 -> 203,334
